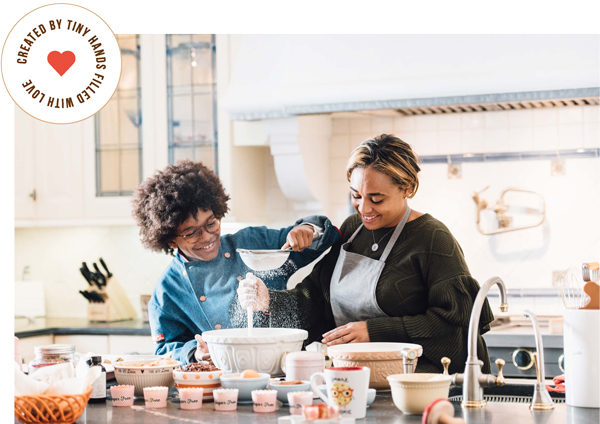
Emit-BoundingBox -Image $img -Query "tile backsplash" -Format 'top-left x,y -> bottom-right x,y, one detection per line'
327,106 -> 600,295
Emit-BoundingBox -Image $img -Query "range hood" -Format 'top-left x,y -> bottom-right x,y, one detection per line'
221,35 -> 599,121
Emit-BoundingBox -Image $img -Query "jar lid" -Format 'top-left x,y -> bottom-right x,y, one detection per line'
34,344 -> 75,355
286,351 -> 325,364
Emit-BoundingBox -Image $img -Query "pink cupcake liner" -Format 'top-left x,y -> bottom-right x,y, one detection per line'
213,388 -> 239,411
143,386 -> 169,409
110,385 -> 135,407
179,388 -> 203,410
287,391 -> 313,415
251,389 -> 277,413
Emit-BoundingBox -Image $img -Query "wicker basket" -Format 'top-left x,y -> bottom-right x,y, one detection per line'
14,386 -> 93,424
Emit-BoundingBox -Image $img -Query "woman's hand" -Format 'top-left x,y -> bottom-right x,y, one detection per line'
237,273 -> 270,312
282,224 -> 314,251
321,321 -> 370,346
194,334 -> 211,362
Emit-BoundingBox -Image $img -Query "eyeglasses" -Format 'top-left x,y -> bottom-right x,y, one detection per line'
176,218 -> 221,244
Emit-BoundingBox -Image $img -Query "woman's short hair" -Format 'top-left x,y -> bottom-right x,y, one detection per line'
132,159 -> 230,255
346,134 -> 421,198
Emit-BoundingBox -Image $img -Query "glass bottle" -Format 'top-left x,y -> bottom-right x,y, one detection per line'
89,356 -> 106,403
28,344 -> 76,375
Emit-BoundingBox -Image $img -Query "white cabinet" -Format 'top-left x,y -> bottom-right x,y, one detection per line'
14,108 -> 84,222
18,334 -> 54,364
54,335 -> 108,354
108,335 -> 154,355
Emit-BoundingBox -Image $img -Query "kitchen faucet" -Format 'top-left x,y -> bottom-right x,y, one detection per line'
523,310 -> 555,410
452,276 -> 509,408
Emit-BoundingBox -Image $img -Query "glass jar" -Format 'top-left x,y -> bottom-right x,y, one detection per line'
28,344 -> 76,374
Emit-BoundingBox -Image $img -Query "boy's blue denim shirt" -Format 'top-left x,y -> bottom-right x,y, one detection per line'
148,215 -> 340,364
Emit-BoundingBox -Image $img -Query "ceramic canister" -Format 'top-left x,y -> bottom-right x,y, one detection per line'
285,351 -> 325,382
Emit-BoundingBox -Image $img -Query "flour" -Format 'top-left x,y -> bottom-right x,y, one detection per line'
237,249 -> 290,271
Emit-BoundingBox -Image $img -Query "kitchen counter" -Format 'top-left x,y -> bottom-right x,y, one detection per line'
20,391 -> 596,424
14,317 -> 150,338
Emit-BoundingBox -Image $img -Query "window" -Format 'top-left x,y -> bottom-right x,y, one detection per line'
94,34 -> 142,196
166,34 -> 218,172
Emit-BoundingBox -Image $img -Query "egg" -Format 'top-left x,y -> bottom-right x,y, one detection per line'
240,369 -> 260,378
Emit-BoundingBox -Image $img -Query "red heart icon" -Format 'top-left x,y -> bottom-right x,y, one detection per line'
47,51 -> 76,76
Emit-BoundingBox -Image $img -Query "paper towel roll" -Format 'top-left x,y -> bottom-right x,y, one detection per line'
563,309 -> 599,408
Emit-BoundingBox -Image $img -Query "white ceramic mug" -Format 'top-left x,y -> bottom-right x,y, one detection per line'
310,366 -> 370,419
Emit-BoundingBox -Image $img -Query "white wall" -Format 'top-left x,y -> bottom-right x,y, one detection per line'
325,107 -> 600,295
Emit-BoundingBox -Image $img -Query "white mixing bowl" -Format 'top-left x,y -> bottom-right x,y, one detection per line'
202,328 -> 308,376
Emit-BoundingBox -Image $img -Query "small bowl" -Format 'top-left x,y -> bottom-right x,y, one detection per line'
387,373 -> 452,415
173,369 -> 223,401
270,380 -> 311,404
220,373 -> 270,404
110,385 -> 135,407
251,389 -> 277,413
114,359 -> 181,396
317,385 -> 376,407
178,388 -> 203,410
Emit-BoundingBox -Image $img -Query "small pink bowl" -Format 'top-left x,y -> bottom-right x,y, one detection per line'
213,388 -> 239,411
287,391 -> 313,415
110,385 -> 135,407
143,386 -> 169,409
179,388 -> 203,410
251,389 -> 277,413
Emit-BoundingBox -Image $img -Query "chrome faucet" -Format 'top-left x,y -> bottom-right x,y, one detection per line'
401,347 -> 419,374
452,276 -> 509,408
523,310 -> 555,410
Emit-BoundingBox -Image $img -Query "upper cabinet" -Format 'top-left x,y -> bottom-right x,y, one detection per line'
15,34 -> 218,227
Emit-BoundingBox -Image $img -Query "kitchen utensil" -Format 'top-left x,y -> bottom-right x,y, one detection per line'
92,263 -> 106,286
79,290 -> 92,303
173,368 -> 223,401
387,373 -> 452,415
558,268 -> 588,309
113,359 -> 181,396
422,398 -> 466,424
582,262 -> 599,282
89,291 -> 105,303
220,373 -> 270,404
82,265 -> 103,291
236,248 -> 292,272
99,257 -> 113,278
80,268 -> 93,286
580,281 -> 599,310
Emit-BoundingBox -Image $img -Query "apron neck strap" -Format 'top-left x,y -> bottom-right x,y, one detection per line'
380,205 -> 411,262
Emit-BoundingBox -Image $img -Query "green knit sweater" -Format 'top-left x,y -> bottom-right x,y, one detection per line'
270,213 -> 495,374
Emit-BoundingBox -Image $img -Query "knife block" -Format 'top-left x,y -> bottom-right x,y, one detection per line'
87,276 -> 137,322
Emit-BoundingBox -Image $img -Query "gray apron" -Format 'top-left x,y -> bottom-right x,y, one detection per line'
330,206 -> 411,327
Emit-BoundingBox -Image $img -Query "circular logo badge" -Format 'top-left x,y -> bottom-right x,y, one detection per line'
1,4 -> 121,124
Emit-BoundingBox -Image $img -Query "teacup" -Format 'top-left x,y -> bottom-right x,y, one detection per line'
310,366 -> 370,419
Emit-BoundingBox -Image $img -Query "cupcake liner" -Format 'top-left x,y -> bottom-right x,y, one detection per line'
213,388 -> 239,411
251,389 -> 277,413
143,386 -> 169,409
178,388 -> 203,410
287,391 -> 313,415
110,385 -> 135,407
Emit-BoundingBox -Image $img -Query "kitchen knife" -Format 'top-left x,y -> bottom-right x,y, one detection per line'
80,267 -> 94,286
90,290 -> 105,303
79,290 -> 92,302
99,258 -> 113,278
83,266 -> 103,291
92,263 -> 106,286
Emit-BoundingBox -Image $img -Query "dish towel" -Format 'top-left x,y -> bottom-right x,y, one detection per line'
546,375 -> 565,393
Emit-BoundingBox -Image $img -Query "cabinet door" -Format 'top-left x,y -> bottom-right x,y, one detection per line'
54,335 -> 108,355
108,335 -> 154,355
15,108 -> 36,219
18,334 -> 54,364
33,119 -> 84,219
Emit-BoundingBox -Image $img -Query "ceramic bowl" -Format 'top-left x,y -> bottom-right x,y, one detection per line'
387,373 -> 452,415
317,385 -> 377,407
219,373 -> 270,404
327,342 -> 423,389
173,368 -> 224,401
202,328 -> 308,376
114,359 -> 181,396
270,380 -> 311,404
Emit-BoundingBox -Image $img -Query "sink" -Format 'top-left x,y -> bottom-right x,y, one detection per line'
448,384 -> 565,403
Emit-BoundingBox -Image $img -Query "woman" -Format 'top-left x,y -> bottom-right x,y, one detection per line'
238,134 -> 495,374
132,160 -> 340,364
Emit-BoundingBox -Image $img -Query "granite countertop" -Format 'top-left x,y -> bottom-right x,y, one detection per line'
14,317 -> 150,338
28,391 -> 595,424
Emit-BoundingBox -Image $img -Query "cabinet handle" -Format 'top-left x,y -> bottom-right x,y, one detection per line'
29,189 -> 37,201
